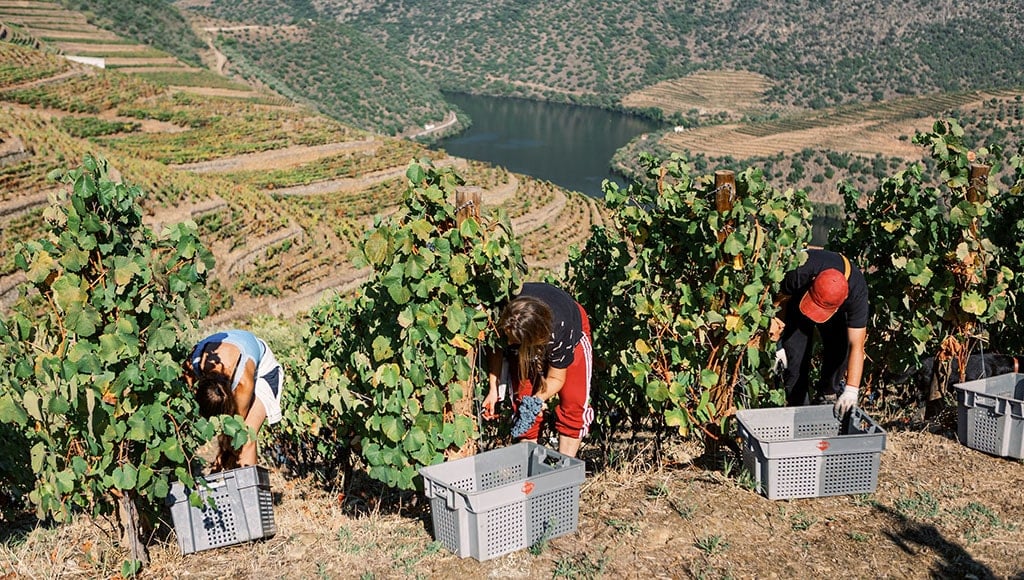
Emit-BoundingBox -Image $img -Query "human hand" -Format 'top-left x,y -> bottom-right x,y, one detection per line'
511,395 -> 544,438
482,391 -> 498,420
833,385 -> 858,419
769,317 -> 785,341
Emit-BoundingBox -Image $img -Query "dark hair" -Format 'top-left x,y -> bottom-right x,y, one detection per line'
498,296 -> 552,388
195,374 -> 236,418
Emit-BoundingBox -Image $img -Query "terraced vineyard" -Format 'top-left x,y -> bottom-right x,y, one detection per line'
0,0 -> 255,94
639,74 -> 1010,162
217,138 -> 427,189
621,70 -> 779,122
1,67 -> 163,111
0,0 -> 609,321
0,38 -> 68,84
519,186 -> 609,272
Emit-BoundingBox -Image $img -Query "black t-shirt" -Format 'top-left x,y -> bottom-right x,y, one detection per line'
513,282 -> 583,369
780,249 -> 870,328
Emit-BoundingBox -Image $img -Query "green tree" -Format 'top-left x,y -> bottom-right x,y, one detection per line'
0,155 -> 217,572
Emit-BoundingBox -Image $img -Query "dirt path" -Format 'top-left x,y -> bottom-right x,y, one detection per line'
402,110 -> 459,139
460,174 -> 519,208
52,42 -> 151,53
221,225 -> 305,277
168,86 -> 259,100
662,120 -> 928,160
0,272 -> 26,310
234,266 -> 374,323
198,27 -> 235,75
25,27 -> 120,41
0,190 -> 52,217
103,57 -> 184,67
265,156 -> 460,197
7,427 -> 1020,579
142,197 -> 227,231
266,165 -> 405,196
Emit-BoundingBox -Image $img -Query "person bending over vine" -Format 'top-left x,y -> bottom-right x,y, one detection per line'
483,282 -> 594,458
769,249 -> 869,418
183,329 -> 284,471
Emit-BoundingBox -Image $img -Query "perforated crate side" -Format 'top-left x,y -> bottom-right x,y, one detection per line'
167,465 -> 276,555
419,442 -> 585,561
955,373 -> 1024,459
736,405 -> 886,500
479,499 -> 528,560
527,478 -> 580,545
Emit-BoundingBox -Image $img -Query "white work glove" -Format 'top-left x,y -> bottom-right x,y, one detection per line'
833,385 -> 859,419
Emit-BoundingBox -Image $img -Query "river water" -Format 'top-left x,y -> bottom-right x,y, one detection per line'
433,93 -> 661,198
433,92 -> 831,244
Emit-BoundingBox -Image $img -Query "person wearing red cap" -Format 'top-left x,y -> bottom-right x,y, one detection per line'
769,249 -> 869,417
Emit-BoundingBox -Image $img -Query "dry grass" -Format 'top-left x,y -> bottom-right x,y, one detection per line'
3,426 -> 1023,579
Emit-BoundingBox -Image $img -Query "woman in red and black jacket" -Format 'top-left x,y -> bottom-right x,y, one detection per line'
483,282 -> 594,457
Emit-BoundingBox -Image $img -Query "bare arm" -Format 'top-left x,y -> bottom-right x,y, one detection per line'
482,351 -> 504,419
232,358 -> 257,420
228,358 -> 261,466
774,293 -> 792,311
769,294 -> 792,341
487,351 -> 503,394
535,366 -> 566,402
182,357 -> 195,388
845,326 -> 867,388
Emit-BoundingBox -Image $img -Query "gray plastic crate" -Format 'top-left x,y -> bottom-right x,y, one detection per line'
736,405 -> 887,500
167,465 -> 276,554
954,373 -> 1024,459
418,442 -> 585,561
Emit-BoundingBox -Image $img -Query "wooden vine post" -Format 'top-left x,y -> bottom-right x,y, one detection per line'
715,170 -> 737,240
966,163 -> 990,240
707,170 -> 739,454
966,163 -> 990,204
449,189 -> 481,460
456,189 -> 481,225
929,163 -> 992,410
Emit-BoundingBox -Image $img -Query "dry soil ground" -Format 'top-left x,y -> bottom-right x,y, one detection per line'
3,420 -> 1023,579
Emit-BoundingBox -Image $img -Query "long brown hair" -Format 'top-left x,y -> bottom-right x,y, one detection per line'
498,296 -> 552,389
195,374 -> 237,418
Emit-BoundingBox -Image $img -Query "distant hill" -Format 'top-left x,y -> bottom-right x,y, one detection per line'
211,19 -> 453,135
253,0 -> 1024,111
179,0 -> 1024,203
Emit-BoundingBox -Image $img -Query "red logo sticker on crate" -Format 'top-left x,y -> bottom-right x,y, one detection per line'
817,440 -> 830,451
522,481 -> 535,495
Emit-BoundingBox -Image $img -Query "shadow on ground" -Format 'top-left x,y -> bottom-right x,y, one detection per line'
875,502 -> 998,580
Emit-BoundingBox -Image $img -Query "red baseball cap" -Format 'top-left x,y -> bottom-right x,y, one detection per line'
799,269 -> 849,323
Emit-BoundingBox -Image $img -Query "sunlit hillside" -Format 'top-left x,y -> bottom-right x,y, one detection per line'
0,0 -> 609,322
3,4 -> 1024,580
282,0 -> 1024,111
179,0 -> 1024,207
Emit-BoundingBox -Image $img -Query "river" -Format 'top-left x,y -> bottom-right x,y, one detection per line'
433,93 -> 661,198
433,92 -> 832,244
